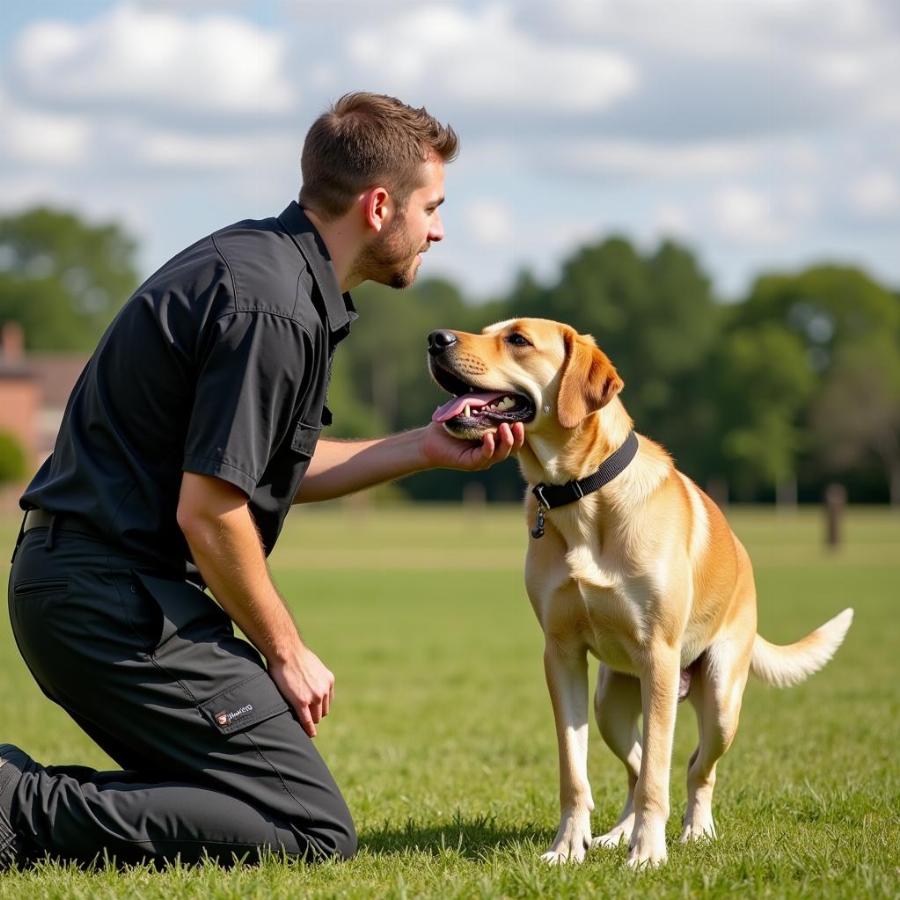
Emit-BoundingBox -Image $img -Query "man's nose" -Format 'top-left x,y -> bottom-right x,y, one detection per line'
429,212 -> 444,243
428,330 -> 457,355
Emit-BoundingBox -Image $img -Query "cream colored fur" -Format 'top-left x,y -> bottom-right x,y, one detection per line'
433,318 -> 853,868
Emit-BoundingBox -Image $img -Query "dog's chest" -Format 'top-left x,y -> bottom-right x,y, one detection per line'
564,543 -> 648,670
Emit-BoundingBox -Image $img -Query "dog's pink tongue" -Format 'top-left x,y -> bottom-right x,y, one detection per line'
432,391 -> 507,423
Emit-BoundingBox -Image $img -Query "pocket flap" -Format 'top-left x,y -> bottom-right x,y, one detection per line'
290,420 -> 322,457
200,671 -> 290,735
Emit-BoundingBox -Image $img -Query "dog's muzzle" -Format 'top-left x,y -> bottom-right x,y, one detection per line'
427,330 -> 457,356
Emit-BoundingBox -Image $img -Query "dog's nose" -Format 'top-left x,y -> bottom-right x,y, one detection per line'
428,330 -> 458,355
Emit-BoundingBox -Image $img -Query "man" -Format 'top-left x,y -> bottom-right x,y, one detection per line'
2,92 -> 524,868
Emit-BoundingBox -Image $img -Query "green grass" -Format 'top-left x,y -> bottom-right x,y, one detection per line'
0,505 -> 898,898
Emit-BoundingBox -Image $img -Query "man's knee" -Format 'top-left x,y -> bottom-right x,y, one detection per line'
313,811 -> 357,861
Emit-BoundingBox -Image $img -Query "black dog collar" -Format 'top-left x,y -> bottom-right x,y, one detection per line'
530,430 -> 639,538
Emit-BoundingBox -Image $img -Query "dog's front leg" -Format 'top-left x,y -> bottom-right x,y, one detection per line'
541,639 -> 594,864
629,643 -> 680,868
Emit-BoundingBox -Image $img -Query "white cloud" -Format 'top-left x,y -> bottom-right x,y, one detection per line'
134,129 -> 291,171
0,88 -> 91,167
541,0 -> 889,61
523,0 -> 900,137
847,169 -> 900,217
2,0 -> 899,301
783,186 -> 819,220
651,205 -> 692,240
710,186 -> 790,244
553,140 -> 763,179
347,4 -> 637,114
465,199 -> 515,247
12,4 -> 295,119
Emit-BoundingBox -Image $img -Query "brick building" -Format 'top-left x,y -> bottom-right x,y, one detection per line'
0,320 -> 89,477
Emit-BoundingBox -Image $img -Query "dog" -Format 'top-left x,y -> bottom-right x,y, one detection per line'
427,318 -> 853,868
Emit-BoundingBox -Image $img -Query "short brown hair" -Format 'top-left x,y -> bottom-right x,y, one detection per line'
299,92 -> 458,220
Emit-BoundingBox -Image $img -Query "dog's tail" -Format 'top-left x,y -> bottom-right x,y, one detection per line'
750,608 -> 853,687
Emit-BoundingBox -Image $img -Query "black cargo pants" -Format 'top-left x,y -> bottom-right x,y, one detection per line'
6,524 -> 356,866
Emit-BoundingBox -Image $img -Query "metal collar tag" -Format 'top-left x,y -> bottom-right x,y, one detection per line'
530,430 -> 639,539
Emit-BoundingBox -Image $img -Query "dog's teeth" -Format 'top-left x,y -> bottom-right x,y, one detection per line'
464,404 -> 471,417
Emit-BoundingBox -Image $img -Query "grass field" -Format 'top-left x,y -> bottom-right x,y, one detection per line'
0,505 -> 897,898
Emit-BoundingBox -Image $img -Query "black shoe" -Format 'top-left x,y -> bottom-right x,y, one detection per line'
0,744 -> 35,870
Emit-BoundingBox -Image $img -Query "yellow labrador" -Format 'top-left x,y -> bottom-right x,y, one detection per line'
428,318 -> 853,868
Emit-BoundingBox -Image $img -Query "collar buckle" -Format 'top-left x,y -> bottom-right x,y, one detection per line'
532,484 -> 550,509
569,480 -> 585,500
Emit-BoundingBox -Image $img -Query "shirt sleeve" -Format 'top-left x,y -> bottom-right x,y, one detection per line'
182,312 -> 312,496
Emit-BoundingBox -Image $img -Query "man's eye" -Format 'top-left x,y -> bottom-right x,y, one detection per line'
506,333 -> 531,347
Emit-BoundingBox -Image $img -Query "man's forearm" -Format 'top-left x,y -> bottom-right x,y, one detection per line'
293,428 -> 428,503
178,479 -> 336,737
179,501 -> 301,664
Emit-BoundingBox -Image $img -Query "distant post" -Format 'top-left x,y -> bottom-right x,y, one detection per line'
463,481 -> 486,508
706,477 -> 728,510
824,483 -> 846,551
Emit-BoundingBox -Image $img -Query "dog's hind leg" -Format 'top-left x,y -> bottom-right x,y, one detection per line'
592,665 -> 642,849
681,640 -> 750,843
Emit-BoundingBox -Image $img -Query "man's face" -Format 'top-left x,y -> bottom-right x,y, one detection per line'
358,155 -> 446,289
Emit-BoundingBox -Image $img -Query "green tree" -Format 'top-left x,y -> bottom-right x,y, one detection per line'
735,265 -> 900,374
323,358 -> 386,439
0,207 -> 139,351
735,264 -> 900,501
0,431 -> 27,484
710,323 -> 815,499
809,335 -> 900,505
335,277 -> 479,435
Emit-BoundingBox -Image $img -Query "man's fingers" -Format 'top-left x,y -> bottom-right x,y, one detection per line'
488,423 -> 513,461
321,691 -> 330,717
481,431 -> 496,458
297,704 -> 317,738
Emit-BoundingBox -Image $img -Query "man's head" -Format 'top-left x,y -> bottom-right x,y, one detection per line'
299,92 -> 457,290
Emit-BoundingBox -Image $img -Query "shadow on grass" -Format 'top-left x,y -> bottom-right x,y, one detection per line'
360,813 -> 552,859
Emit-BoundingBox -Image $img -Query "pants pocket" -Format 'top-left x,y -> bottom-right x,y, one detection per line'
199,670 -> 291,736
11,578 -> 69,597
129,570 -> 232,650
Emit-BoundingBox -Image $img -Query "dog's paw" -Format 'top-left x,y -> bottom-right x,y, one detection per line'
626,818 -> 668,869
592,816 -> 634,849
680,815 -> 717,843
541,811 -> 592,864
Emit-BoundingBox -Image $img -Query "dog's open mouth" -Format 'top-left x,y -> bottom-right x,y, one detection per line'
430,360 -> 535,428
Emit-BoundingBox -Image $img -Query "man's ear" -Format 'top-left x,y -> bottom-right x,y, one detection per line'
362,186 -> 391,232
556,330 -> 624,429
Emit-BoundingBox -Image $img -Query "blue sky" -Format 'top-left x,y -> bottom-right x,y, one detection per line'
2,0 -> 899,301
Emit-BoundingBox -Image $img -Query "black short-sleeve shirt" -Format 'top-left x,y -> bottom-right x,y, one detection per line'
21,202 -> 356,579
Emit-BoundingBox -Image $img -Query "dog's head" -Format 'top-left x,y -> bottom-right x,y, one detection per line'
428,317 -> 623,440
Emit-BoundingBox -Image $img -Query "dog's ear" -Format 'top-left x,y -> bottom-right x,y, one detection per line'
556,331 -> 624,429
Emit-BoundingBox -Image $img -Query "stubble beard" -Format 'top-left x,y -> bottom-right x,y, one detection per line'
354,216 -> 424,290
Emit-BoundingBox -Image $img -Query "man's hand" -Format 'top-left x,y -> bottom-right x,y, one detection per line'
419,420 -> 525,471
268,645 -> 335,738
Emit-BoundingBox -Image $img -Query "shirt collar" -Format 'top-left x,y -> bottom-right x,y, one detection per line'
277,201 -> 357,335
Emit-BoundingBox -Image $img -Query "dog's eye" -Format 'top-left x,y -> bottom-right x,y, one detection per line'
506,333 -> 532,347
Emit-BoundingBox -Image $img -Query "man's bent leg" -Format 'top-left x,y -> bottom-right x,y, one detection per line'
7,531 -> 356,865
9,754 -> 320,865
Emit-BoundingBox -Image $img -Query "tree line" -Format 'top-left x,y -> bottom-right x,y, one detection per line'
2,207 -> 898,503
